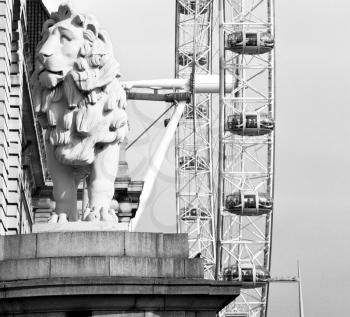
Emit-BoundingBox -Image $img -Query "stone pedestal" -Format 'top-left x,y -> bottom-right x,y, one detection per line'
32,221 -> 129,233
0,232 -> 239,316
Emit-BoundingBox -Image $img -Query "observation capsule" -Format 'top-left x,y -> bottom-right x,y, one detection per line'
225,191 -> 272,216
226,112 -> 274,136
223,263 -> 270,283
226,31 -> 274,55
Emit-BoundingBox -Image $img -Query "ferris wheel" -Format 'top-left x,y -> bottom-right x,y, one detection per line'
175,0 -> 275,316
175,0 -> 216,279
128,0 -> 275,314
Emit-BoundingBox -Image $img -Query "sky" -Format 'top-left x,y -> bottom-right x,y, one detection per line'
43,1 -> 350,316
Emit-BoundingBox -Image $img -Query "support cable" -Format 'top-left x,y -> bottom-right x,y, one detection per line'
126,104 -> 174,150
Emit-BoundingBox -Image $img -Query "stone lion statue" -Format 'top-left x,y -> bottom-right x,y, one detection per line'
30,4 -> 128,223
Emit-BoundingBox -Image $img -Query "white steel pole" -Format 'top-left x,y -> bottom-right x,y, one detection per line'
298,260 -> 305,317
122,75 -> 233,94
130,101 -> 186,231
215,0 -> 225,280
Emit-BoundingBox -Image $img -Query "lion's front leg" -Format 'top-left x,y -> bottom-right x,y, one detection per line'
84,141 -> 120,222
46,141 -> 78,222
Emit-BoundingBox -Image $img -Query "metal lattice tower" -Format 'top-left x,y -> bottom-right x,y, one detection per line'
216,0 -> 275,316
175,0 -> 216,279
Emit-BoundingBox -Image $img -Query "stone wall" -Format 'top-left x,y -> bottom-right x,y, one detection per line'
0,0 -> 16,235
0,231 -> 240,316
0,0 -> 47,235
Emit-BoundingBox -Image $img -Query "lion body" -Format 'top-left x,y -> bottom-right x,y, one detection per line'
30,4 -> 128,222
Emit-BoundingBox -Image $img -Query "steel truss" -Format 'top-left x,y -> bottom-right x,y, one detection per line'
175,0 -> 216,279
217,0 -> 275,316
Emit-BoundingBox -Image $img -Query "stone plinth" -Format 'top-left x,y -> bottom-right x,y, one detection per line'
32,221 -> 129,233
0,232 -> 240,316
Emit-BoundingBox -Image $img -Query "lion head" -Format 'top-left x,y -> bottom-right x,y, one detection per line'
30,4 -> 128,166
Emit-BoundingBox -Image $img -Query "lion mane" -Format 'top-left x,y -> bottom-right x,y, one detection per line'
30,4 -> 128,166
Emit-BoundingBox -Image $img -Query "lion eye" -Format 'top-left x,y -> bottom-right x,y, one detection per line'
58,27 -> 74,43
61,34 -> 72,42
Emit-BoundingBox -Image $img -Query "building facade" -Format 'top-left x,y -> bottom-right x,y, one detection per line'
0,0 -> 48,235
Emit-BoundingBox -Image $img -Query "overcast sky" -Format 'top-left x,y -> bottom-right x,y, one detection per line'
43,1 -> 350,316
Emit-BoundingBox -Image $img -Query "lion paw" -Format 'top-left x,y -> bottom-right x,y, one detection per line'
82,208 -> 99,222
102,209 -> 119,223
48,212 -> 68,223
82,207 -> 118,223
85,212 -> 99,222
58,213 -> 69,223
48,213 -> 59,223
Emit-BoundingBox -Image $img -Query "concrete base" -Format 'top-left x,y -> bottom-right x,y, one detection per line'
0,232 -> 240,316
32,221 -> 129,233
0,277 -> 238,316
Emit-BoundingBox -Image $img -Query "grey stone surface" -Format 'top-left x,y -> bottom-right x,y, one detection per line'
124,232 -> 189,258
93,313 -> 145,317
145,313 -> 194,317
134,296 -> 166,310
50,256 -> 110,278
160,257 -> 185,278
110,256 -> 160,278
0,276 -> 240,315
125,232 -> 158,257
14,314 -> 65,317
0,231 -> 236,316
196,313 -> 216,317
0,234 -> 36,260
36,231 -> 125,258
184,258 -> 204,279
0,256 -> 203,280
32,222 -> 129,233
13,311 -> 212,317
109,257 -> 200,278
0,232 -> 190,260
161,234 -> 189,258
0,258 -> 50,280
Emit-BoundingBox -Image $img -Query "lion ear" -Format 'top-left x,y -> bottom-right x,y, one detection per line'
86,23 -> 98,38
57,4 -> 74,20
98,30 -> 113,53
